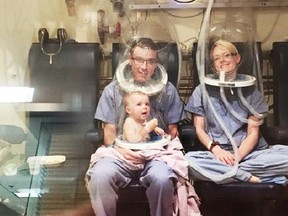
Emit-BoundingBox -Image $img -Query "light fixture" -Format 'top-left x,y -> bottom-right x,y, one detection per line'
0,87 -> 34,103
113,0 -> 124,11
110,0 -> 125,17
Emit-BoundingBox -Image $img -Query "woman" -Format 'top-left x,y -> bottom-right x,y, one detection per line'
185,39 -> 288,185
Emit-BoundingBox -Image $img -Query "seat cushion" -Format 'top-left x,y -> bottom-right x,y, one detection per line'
194,181 -> 284,200
117,179 -> 147,203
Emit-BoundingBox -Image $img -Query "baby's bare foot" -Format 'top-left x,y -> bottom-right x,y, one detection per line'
249,175 -> 261,183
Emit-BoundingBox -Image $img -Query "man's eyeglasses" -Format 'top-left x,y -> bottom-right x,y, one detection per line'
131,57 -> 157,66
212,52 -> 237,62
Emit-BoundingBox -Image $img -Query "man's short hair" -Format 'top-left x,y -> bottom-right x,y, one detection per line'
130,37 -> 159,55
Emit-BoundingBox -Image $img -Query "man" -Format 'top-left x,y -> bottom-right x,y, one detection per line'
86,37 -> 185,216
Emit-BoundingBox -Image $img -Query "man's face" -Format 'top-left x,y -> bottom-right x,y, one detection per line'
129,46 -> 158,83
211,45 -> 240,78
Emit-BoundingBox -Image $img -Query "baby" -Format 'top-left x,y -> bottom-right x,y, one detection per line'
122,91 -> 165,143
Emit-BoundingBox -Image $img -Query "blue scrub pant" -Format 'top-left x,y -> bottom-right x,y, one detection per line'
86,157 -> 176,216
185,145 -> 288,185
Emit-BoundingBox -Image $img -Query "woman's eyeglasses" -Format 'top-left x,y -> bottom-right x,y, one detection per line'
131,57 -> 157,66
212,52 -> 237,62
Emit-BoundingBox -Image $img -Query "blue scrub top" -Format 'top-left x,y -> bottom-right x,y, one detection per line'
185,84 -> 269,150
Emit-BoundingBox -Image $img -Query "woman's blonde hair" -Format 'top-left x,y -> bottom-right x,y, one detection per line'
210,39 -> 239,60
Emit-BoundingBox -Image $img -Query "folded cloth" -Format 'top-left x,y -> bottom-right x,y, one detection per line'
88,137 -> 201,216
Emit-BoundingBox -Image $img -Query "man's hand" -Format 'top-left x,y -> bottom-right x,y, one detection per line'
114,145 -> 145,164
168,124 -> 179,139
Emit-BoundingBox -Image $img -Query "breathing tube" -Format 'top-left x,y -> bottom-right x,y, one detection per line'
219,84 -> 263,126
115,60 -> 168,96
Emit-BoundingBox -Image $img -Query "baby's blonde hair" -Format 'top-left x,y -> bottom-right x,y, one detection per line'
123,91 -> 148,108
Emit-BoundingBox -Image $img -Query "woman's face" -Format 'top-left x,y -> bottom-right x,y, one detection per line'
211,45 -> 241,78
129,46 -> 158,83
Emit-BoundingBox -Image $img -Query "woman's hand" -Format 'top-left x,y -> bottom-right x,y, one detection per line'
114,145 -> 145,164
211,145 -> 236,166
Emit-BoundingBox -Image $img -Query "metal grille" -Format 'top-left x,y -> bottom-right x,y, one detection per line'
31,123 -> 93,215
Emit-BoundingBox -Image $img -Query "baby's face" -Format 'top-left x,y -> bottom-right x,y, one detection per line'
126,93 -> 150,122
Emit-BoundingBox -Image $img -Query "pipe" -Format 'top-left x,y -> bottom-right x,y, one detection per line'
65,0 -> 76,17
97,10 -> 120,44
97,10 -> 109,44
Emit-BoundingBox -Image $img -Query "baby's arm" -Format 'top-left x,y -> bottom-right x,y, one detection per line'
144,118 -> 157,131
123,118 -> 164,142
123,118 -> 153,143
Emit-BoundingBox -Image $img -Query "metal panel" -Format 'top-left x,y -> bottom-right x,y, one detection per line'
129,1 -> 288,10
